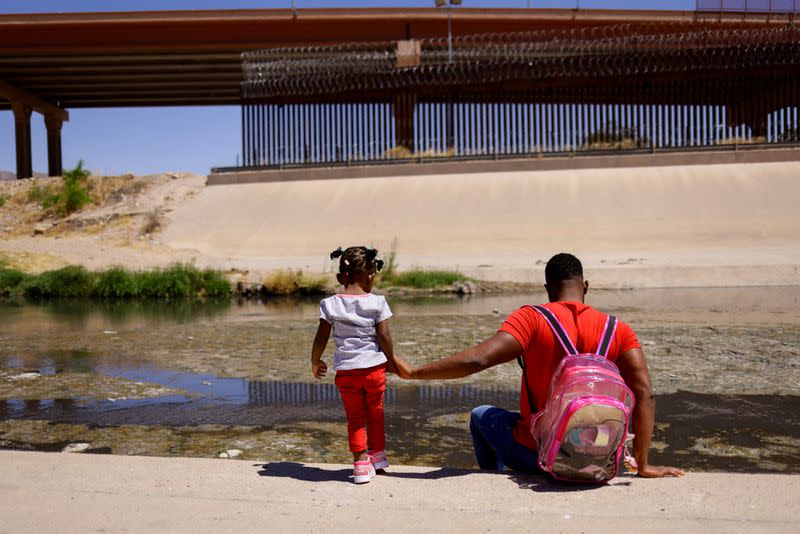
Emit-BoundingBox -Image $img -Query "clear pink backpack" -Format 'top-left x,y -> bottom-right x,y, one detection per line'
520,305 -> 635,483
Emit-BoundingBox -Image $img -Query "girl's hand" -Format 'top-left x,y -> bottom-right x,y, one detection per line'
312,359 -> 328,379
390,355 -> 414,379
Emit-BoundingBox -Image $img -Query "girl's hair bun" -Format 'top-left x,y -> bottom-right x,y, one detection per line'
330,245 -> 383,276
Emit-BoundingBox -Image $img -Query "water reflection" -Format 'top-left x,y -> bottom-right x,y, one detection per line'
3,286 -> 800,336
247,381 -> 516,407
0,377 -> 518,430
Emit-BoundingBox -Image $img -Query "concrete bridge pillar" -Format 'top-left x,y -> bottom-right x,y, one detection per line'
45,115 -> 63,177
11,102 -> 33,179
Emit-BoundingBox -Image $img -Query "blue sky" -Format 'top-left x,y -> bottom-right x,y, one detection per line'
0,1 -> 696,175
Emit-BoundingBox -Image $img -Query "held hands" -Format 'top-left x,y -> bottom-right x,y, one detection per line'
312,359 -> 328,380
637,464 -> 685,478
386,355 -> 414,379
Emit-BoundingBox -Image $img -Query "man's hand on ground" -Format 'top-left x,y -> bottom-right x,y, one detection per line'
637,464 -> 685,478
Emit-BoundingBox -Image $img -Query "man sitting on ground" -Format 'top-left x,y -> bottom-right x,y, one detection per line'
395,253 -> 683,478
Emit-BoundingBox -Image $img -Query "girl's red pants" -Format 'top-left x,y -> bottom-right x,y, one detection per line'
334,364 -> 386,454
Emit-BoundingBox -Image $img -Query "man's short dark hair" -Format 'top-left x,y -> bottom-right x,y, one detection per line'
545,253 -> 583,286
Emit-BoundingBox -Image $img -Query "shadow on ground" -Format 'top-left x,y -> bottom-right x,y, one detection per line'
256,460 -> 629,493
256,461 -> 474,483
257,461 -> 351,483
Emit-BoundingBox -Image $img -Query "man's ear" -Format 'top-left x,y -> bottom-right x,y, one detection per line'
584,280 -> 589,295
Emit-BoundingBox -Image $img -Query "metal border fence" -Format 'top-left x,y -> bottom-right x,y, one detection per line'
697,0 -> 799,13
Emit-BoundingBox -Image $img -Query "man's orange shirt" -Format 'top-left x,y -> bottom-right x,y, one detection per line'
499,301 -> 641,450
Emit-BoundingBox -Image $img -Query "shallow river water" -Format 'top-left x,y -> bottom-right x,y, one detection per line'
1,287 -> 799,473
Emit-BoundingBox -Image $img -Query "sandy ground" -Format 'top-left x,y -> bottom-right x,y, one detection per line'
2,161 -> 800,287
0,450 -> 798,534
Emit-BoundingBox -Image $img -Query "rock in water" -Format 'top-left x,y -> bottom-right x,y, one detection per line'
226,449 -> 243,459
453,281 -> 478,295
9,372 -> 41,380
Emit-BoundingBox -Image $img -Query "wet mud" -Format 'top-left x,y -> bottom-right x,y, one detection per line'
1,288 -> 799,473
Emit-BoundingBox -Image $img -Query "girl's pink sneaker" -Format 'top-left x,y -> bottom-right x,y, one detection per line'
353,460 -> 376,484
368,450 -> 390,470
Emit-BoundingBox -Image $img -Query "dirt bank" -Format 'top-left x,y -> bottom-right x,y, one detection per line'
2,161 -> 800,287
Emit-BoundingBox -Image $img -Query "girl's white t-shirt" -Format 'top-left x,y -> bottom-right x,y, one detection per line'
319,293 -> 392,371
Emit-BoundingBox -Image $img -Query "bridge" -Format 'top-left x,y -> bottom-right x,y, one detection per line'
1,6 -> 799,178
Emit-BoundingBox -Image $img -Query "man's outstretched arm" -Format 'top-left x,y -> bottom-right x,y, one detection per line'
402,332 -> 522,380
616,347 -> 684,478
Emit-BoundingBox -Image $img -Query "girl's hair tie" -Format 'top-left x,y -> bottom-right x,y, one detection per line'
343,259 -> 350,266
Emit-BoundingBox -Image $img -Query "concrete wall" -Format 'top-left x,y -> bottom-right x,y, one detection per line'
164,160 -> 800,288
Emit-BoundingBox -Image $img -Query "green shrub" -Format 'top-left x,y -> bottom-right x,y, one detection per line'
92,267 -> 140,299
0,268 -> 28,296
58,160 -> 91,215
3,264 -> 232,301
200,269 -> 232,298
25,162 -> 92,215
27,182 -> 59,208
137,266 -> 193,299
263,269 -> 328,296
135,264 -> 229,300
380,269 -> 469,289
0,194 -> 6,208
23,266 -> 95,298
381,242 -> 398,280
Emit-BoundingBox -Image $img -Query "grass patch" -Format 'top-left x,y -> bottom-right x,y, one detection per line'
23,265 -> 95,298
92,267 -> 140,298
27,182 -> 59,209
0,269 -> 29,296
0,194 -> 6,208
131,265 -> 231,299
380,269 -> 469,289
263,269 -> 329,296
0,264 -> 231,300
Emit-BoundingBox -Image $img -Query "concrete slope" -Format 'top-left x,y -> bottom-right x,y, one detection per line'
1,451 -> 798,534
163,161 -> 800,287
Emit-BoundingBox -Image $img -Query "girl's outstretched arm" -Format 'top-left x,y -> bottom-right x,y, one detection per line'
311,319 -> 331,379
376,319 -> 414,377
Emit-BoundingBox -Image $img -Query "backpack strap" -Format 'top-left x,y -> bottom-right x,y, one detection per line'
517,304 -> 577,415
595,314 -> 618,358
529,305 -> 578,356
516,353 -> 536,414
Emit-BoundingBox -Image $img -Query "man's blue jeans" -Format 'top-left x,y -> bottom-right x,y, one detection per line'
469,405 -> 541,473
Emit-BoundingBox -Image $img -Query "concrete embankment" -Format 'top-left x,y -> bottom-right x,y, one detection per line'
163,160 -> 800,287
1,450 -> 797,533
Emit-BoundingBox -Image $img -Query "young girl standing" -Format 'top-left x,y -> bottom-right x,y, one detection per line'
311,246 -> 396,484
